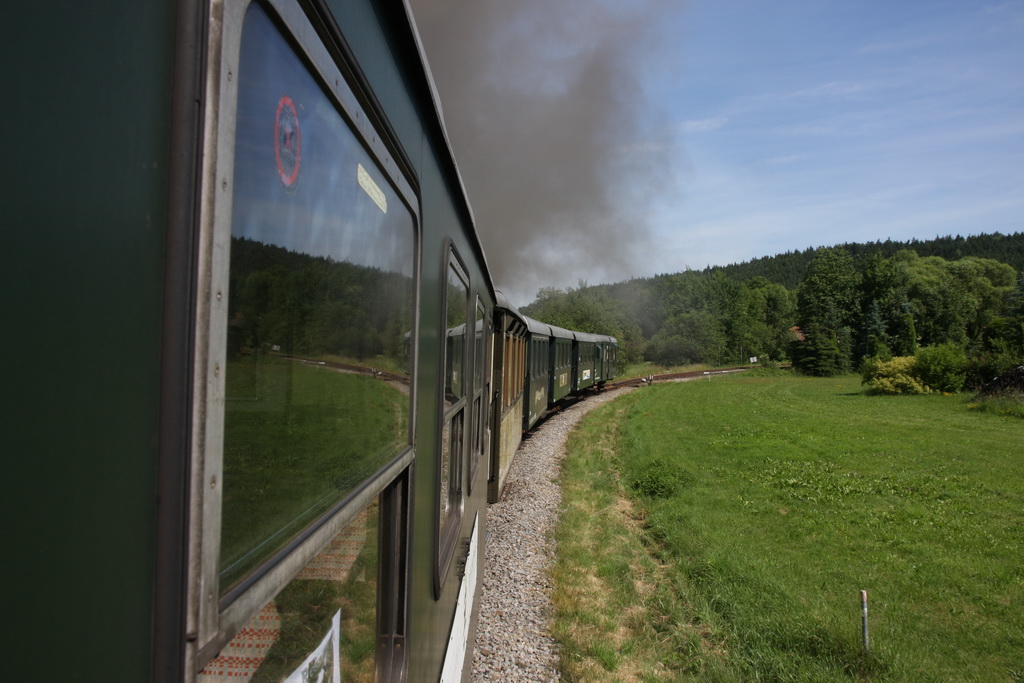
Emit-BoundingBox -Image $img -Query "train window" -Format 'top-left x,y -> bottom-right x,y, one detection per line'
438,250 -> 469,587
505,336 -> 511,404
439,410 -> 463,528
505,332 -> 516,408
444,261 -> 468,405
194,0 -> 420,674
474,299 -> 486,388
201,497 -> 380,681
200,471 -> 409,682
469,299 -> 486,490
219,0 -> 415,594
516,341 -> 522,389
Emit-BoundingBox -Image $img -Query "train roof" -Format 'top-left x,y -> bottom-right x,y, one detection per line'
574,331 -> 618,344
494,290 -> 617,344
547,324 -> 574,340
494,289 -> 529,323
524,315 -> 552,336
494,288 -> 519,313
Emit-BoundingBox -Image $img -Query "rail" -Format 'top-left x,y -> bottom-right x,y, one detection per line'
606,365 -> 754,389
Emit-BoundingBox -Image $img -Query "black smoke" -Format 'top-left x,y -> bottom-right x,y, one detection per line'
408,0 -> 684,304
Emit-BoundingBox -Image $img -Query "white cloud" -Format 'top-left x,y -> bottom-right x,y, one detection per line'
786,81 -> 871,100
680,116 -> 728,133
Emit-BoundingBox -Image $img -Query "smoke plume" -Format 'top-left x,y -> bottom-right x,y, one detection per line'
408,0 -> 684,304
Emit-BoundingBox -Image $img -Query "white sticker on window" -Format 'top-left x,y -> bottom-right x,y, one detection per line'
358,163 -> 388,214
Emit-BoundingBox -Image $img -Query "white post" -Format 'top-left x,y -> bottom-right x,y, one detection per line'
860,590 -> 869,651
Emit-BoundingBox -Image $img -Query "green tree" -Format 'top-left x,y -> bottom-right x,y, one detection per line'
793,248 -> 860,375
914,344 -> 968,393
797,247 -> 860,330
525,282 -> 645,363
855,252 -> 912,361
904,255 -> 1013,348
791,318 -> 846,376
740,277 -> 796,361
892,310 -> 918,357
647,310 -> 726,366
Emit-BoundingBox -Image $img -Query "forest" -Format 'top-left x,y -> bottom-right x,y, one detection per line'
227,236 -> 414,368
523,232 -> 1024,389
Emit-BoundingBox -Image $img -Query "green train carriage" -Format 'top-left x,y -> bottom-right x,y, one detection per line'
595,334 -> 619,386
4,0 -> 494,680
547,324 -> 576,404
523,316 -> 553,430
488,291 -> 527,503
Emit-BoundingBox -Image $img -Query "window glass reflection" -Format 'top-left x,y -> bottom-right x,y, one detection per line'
439,256 -> 468,556
474,300 -> 485,388
200,503 -> 379,682
444,262 -> 468,407
220,3 -> 415,593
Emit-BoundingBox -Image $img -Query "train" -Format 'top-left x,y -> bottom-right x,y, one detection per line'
490,293 -> 618,503
3,0 -> 615,681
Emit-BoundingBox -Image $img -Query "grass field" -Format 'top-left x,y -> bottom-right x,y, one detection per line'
221,357 -> 407,590
553,373 -> 1023,681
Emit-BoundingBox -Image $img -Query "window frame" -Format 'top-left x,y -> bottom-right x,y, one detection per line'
468,297 -> 490,493
189,0 -> 421,670
435,243 -> 470,596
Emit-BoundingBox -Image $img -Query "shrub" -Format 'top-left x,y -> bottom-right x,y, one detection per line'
868,373 -> 932,395
914,344 -> 967,393
966,345 -> 1024,390
861,356 -> 932,395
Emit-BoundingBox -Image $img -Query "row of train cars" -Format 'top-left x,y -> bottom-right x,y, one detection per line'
5,0 -> 616,680
489,292 -> 618,501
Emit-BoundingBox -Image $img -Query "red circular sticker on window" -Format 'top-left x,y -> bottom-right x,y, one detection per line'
274,96 -> 301,187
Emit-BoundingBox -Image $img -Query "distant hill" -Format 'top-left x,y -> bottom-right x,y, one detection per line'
699,232 -> 1024,289
522,231 -> 1024,368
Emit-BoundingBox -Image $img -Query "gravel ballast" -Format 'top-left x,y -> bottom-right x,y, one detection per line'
471,388 -> 629,682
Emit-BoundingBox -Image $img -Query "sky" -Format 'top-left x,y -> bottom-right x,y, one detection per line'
409,0 -> 1024,304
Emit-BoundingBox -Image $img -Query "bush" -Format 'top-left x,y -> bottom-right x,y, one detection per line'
862,346 -> 970,394
966,345 -> 1024,390
868,373 -> 933,395
914,344 -> 967,393
861,356 -> 932,395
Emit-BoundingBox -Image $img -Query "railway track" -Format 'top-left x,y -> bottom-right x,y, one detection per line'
606,365 -> 755,388
526,366 -> 755,434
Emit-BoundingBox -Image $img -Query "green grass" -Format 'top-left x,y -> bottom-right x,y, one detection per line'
970,395 -> 1024,419
220,357 -> 407,590
554,374 -> 1024,681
